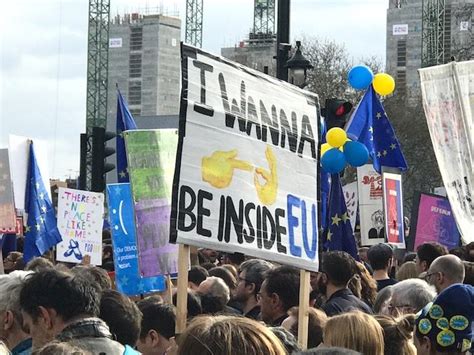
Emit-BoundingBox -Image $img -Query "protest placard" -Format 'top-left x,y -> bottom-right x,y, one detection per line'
107,183 -> 166,296
382,171 -> 405,248
125,129 -> 179,277
170,45 -> 320,272
0,149 -> 16,233
56,188 -> 104,265
342,181 -> 358,232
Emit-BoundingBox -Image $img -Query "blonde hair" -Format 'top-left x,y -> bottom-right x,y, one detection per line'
375,314 -> 416,355
396,261 -> 418,281
324,312 -> 384,355
177,315 -> 287,355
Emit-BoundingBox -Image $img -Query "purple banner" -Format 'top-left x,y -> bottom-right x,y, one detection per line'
414,193 -> 460,250
135,198 -> 179,277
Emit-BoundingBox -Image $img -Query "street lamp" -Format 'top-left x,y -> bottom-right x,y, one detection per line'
285,41 -> 313,88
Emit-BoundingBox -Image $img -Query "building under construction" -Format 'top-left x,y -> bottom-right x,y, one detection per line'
386,0 -> 474,100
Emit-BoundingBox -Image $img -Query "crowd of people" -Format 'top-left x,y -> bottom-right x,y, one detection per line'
0,240 -> 473,355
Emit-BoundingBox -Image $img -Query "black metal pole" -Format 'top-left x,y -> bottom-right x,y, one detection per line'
276,0 -> 290,81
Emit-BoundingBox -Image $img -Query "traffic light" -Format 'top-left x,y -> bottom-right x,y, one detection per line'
91,127 -> 116,192
322,98 -> 353,130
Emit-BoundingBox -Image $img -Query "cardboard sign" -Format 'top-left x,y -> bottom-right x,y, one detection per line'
125,130 -> 180,277
170,45 -> 320,271
56,188 -> 104,265
383,172 -> 405,248
0,149 -> 16,233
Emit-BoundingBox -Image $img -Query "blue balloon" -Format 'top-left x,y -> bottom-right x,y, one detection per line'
321,148 -> 346,173
343,141 -> 369,167
348,65 -> 374,90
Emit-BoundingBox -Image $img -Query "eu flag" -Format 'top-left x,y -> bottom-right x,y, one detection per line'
324,174 -> 358,259
320,117 -> 331,230
24,142 -> 62,262
346,86 -> 408,174
116,88 -> 137,183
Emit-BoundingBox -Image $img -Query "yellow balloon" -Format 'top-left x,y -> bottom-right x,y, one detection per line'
326,128 -> 347,148
320,143 -> 332,157
373,73 -> 395,96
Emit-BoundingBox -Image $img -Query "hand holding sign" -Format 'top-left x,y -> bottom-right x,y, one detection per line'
202,149 -> 253,188
254,146 -> 278,205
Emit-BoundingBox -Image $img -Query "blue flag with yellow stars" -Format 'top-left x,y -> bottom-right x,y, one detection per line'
116,88 -> 138,183
346,86 -> 408,174
324,174 -> 358,259
24,142 -> 62,262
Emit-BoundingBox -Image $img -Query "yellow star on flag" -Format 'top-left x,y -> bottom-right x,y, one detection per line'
331,214 -> 342,226
41,205 -> 47,213
25,225 -> 31,233
119,171 -> 127,178
383,150 -> 388,156
368,126 -> 374,133
327,230 -> 333,241
39,192 -> 45,200
35,223 -> 41,231
341,212 -> 350,223
390,143 -> 397,150
376,112 -> 382,119
377,151 -> 382,158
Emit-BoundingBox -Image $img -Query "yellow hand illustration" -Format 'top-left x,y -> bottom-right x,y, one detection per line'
254,146 -> 278,205
202,150 -> 253,189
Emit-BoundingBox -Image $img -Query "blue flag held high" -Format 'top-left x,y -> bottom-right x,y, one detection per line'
324,174 -> 358,260
116,88 -> 138,183
346,86 -> 408,174
24,142 -> 62,262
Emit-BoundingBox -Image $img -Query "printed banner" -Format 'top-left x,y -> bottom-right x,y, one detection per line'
107,183 -> 166,296
125,129 -> 179,277
0,149 -> 16,233
412,193 -> 460,251
419,61 -> 474,244
383,172 -> 405,248
56,188 -> 104,265
342,181 -> 358,232
358,164 -> 384,246
170,45 -> 320,271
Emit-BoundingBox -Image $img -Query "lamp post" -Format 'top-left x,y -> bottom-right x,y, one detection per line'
285,41 -> 313,88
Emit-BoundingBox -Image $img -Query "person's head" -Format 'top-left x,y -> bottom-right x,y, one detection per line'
233,259 -> 273,304
415,284 -> 474,355
416,242 -> 448,274
403,252 -> 417,263
367,243 -> 393,271
375,314 -> 416,355
0,271 -> 32,351
136,303 -> 175,355
222,252 -> 245,267
449,247 -> 467,260
358,247 -> 370,263
188,266 -> 209,290
172,289 -> 202,319
19,269 -> 100,349
426,255 -> 465,293
259,266 -> 300,324
373,285 -> 393,315
268,326 -> 301,354
102,245 -> 113,260
319,251 -> 356,295
99,289 -> 141,346
137,295 -> 164,308
282,306 -> 327,349
37,341 -> 92,355
199,248 -> 219,263
353,261 -> 377,306
294,348 -> 362,355
396,261 -> 418,281
71,265 -> 112,292
208,266 -> 237,291
389,279 -> 436,316
24,257 -> 54,272
177,315 -> 287,355
324,311 -> 384,355
197,276 -> 230,314
463,261 -> 474,286
3,252 -> 23,273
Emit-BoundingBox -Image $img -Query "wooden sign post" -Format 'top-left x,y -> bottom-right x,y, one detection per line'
297,270 -> 311,349
175,244 -> 190,334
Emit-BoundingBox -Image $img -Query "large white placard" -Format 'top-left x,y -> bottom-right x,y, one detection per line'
56,188 -> 104,265
171,46 -> 320,271
419,61 -> 474,244
342,181 -> 358,232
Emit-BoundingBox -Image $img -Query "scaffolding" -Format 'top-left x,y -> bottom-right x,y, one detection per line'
249,0 -> 276,44
185,0 -> 203,47
421,0 -> 446,67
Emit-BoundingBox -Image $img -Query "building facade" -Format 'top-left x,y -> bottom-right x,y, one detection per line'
386,0 -> 474,100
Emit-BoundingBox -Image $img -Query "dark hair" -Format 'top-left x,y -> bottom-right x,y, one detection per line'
99,289 -> 142,346
402,252 -> 417,263
136,295 -> 164,308
264,266 -> 300,312
321,251 -> 356,287
103,244 -> 113,256
37,341 -> 91,355
188,266 -> 209,286
269,326 -> 301,354
19,269 -> 99,322
208,266 -> 237,290
416,242 -> 448,268
200,262 -> 216,271
367,244 -> 393,270
449,247 -> 467,260
172,290 -> 202,319
463,261 -> 474,286
225,252 -> 245,265
25,257 -> 54,272
288,307 -> 327,349
71,265 -> 112,292
239,259 -> 273,296
138,303 -> 175,340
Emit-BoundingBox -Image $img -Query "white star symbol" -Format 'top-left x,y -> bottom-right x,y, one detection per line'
35,182 -> 40,189
41,205 -> 47,213
39,192 -> 45,199
383,150 -> 388,156
390,143 -> 397,150
376,112 -> 382,119
35,223 -> 41,231
377,152 -> 382,158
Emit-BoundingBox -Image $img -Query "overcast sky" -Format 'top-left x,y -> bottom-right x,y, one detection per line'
0,0 -> 387,179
